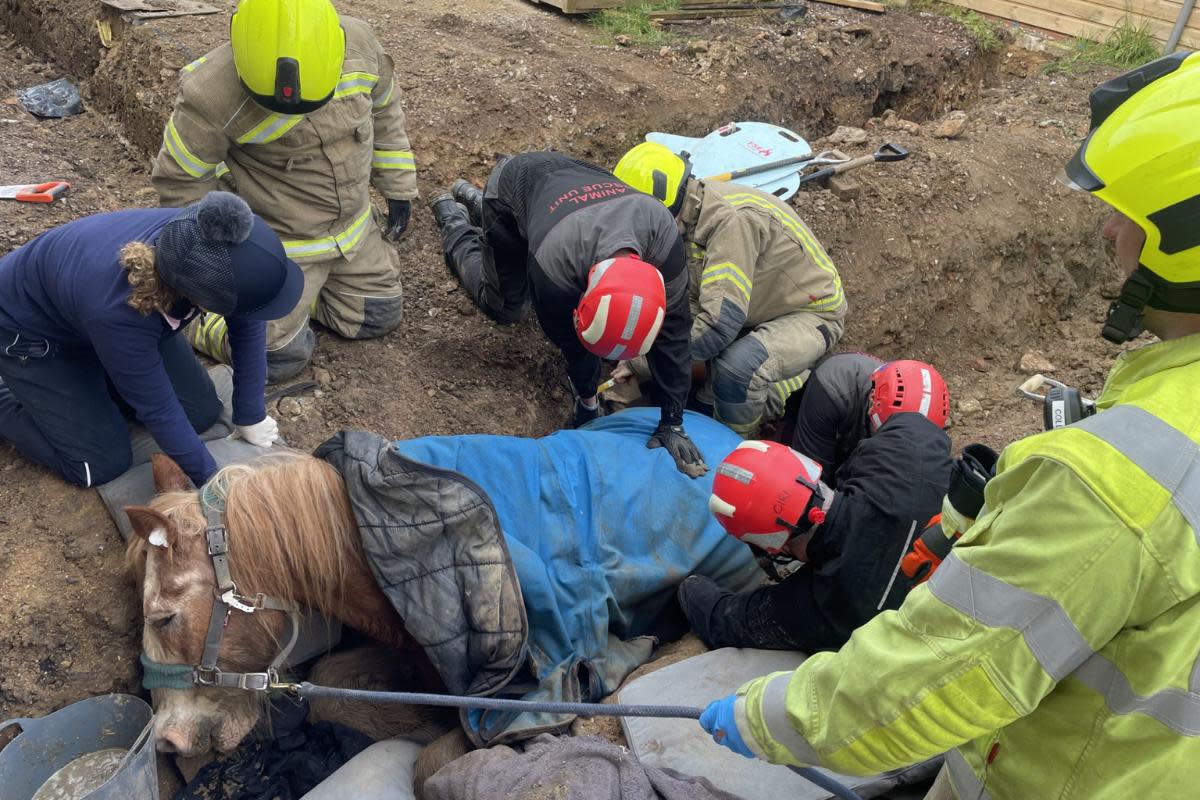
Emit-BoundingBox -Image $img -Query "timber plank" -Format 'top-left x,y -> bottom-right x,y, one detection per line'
529,0 -> 770,12
812,0 -> 888,12
946,0 -> 1200,47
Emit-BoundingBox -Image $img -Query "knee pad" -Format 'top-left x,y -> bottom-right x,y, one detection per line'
358,293 -> 405,339
711,337 -> 770,406
267,326 -> 316,383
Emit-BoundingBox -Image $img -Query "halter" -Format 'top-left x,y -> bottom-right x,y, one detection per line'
141,479 -> 302,692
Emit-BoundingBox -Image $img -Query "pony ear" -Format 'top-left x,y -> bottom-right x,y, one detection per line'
125,506 -> 177,549
151,453 -> 191,494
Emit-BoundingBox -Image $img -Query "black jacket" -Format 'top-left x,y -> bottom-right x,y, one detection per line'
791,352 -> 882,483
734,412 -> 952,652
487,152 -> 692,420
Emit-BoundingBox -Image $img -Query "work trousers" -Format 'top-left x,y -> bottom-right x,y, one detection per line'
698,311 -> 843,436
0,329 -> 220,487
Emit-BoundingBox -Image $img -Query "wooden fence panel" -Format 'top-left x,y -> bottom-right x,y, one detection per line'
946,0 -> 1200,50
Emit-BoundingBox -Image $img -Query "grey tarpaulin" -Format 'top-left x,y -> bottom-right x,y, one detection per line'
618,647 -> 941,800
17,78 -> 83,118
423,734 -> 747,800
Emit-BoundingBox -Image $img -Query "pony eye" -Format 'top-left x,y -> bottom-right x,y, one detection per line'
152,614 -> 177,630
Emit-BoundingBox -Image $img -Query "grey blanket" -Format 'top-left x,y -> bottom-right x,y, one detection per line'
423,735 -> 746,800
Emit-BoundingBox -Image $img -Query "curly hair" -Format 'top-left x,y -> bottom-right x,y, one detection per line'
120,241 -> 180,315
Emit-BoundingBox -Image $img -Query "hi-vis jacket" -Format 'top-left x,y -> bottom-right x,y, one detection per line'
676,178 -> 846,362
733,332 -> 1200,799
151,16 -> 416,263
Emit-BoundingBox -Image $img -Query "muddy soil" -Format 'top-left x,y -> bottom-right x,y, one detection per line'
0,0 -> 1128,785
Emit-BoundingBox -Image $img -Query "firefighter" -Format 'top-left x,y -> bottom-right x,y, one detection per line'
697,53 -> 1200,800
679,411 -> 952,653
430,152 -> 706,477
791,354 -> 950,483
609,143 -> 846,437
152,0 -> 416,382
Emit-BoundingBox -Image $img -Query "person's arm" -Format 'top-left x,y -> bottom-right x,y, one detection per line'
90,320 -> 217,485
225,317 -> 267,426
715,455 -> 1145,774
791,373 -> 846,472
368,50 -> 418,203
528,264 -> 601,401
645,234 -> 692,421
689,205 -> 758,363
151,68 -> 230,207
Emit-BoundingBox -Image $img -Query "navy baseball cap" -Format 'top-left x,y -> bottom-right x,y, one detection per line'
156,192 -> 304,321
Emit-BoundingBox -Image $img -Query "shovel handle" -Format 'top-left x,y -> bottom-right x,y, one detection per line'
703,152 -> 821,183
15,181 -> 71,203
796,143 -> 909,186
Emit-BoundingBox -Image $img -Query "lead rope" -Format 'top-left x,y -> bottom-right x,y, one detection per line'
287,682 -> 864,800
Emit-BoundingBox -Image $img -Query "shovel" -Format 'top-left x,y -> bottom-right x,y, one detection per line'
0,181 -> 71,204
703,150 -> 850,183
794,143 -> 908,188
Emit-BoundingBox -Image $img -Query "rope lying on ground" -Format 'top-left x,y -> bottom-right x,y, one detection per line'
292,682 -> 864,800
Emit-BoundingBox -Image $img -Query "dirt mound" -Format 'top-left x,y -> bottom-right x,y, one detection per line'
0,0 -> 1124,774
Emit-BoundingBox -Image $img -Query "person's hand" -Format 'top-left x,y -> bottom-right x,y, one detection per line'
571,397 -> 602,429
385,198 -> 412,242
611,355 -> 650,386
699,695 -> 755,758
230,415 -> 280,448
648,421 -> 708,477
610,361 -> 635,385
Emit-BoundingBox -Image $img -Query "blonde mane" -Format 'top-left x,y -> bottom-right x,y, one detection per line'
127,451 -> 368,612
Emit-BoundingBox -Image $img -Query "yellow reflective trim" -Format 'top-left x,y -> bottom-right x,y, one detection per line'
283,206 -> 374,260
372,80 -> 395,109
164,118 -> 219,179
215,162 -> 230,179
700,261 -> 752,302
334,71 -> 379,99
236,113 -> 304,145
181,56 -> 207,74
371,149 -> 416,170
725,193 -> 845,311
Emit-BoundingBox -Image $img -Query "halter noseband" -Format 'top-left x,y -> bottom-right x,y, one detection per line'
141,479 -> 302,692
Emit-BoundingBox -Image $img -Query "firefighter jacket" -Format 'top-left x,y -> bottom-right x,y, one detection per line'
732,332 -> 1200,799
676,178 -> 846,363
151,16 -> 416,263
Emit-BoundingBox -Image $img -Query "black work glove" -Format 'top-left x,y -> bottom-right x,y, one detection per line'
385,198 -> 412,242
648,420 -> 708,478
571,398 -> 603,429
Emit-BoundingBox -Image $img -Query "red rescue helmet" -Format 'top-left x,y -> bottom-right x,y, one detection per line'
708,440 -> 827,555
573,255 -> 666,360
869,360 -> 950,431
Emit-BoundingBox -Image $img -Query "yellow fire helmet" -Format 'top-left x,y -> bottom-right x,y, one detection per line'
1062,50 -> 1200,342
614,142 -> 692,215
230,0 -> 346,115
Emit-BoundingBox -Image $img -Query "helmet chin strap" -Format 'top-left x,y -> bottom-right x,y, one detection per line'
1102,268 -> 1155,344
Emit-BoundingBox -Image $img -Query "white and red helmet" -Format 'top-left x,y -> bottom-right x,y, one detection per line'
708,440 -> 827,555
869,360 -> 950,432
573,255 -> 666,361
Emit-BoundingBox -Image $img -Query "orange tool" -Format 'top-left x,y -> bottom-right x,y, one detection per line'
0,181 -> 71,204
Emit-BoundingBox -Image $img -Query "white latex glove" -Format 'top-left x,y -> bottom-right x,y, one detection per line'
612,355 -> 651,385
231,415 -> 280,448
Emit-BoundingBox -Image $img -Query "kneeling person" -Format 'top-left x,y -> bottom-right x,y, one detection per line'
613,142 -> 847,436
431,151 -> 706,477
679,412 -> 952,652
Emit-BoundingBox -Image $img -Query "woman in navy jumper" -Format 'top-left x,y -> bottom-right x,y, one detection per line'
0,192 -> 303,487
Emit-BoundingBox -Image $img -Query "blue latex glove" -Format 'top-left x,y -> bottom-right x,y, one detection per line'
700,695 -> 756,758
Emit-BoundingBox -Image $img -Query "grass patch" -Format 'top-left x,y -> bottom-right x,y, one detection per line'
1044,16 -> 1160,73
590,1 -> 680,46
908,0 -> 1004,53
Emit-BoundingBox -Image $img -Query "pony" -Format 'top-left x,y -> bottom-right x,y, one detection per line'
124,451 -> 452,759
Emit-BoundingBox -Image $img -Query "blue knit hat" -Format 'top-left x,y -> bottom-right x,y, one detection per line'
156,192 -> 303,321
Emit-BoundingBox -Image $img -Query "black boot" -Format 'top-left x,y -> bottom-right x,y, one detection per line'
430,192 -> 467,231
451,179 -> 484,226
678,575 -> 796,650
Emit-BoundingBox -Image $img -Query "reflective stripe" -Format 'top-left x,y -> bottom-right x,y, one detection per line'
372,80 -> 395,109
725,193 -> 844,311
606,344 -> 626,360
214,162 -> 230,180
164,118 -> 220,179
236,113 -> 304,145
283,207 -> 374,260
1073,651 -> 1200,736
772,375 -> 805,402
334,71 -> 379,99
621,295 -> 643,340
371,149 -> 416,170
701,261 -> 752,302
927,554 -> 1091,680
181,56 -> 207,74
946,748 -> 991,800
1073,404 -> 1200,543
83,461 -> 92,489
758,672 -> 820,763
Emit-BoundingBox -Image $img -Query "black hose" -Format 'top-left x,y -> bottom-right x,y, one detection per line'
293,683 -> 863,800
